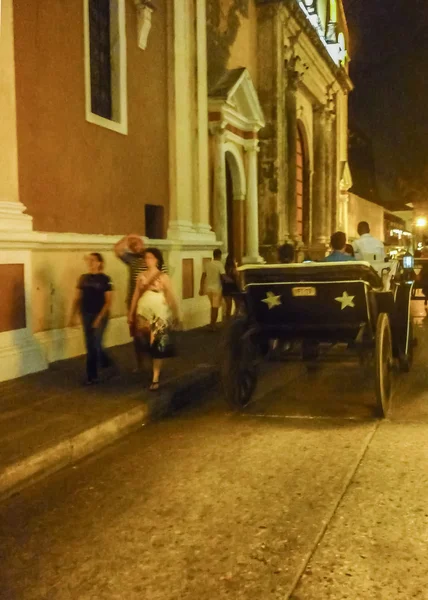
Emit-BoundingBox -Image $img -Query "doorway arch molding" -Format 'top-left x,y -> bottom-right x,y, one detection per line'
224,142 -> 247,200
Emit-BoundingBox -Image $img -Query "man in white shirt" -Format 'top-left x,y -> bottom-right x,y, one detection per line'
199,248 -> 226,330
352,221 -> 385,262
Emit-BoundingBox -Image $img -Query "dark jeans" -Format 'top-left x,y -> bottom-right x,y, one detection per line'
81,313 -> 111,381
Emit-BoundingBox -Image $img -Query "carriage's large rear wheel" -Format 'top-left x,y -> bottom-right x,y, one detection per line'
398,319 -> 414,373
221,318 -> 259,410
375,313 -> 394,418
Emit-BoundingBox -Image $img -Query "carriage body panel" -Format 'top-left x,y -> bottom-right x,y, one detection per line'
221,261 -> 415,417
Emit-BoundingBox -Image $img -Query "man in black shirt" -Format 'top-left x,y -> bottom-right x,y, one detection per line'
69,253 -> 114,384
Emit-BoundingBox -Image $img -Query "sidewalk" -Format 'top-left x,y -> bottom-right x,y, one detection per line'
0,327 -> 223,501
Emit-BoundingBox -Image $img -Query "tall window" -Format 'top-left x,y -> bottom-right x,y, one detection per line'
84,0 -> 128,134
89,0 -> 112,119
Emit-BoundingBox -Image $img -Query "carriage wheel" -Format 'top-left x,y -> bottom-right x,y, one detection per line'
221,318 -> 259,410
398,319 -> 414,373
375,313 -> 394,418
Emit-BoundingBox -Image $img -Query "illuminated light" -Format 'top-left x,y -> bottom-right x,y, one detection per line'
330,0 -> 337,22
416,217 -> 427,227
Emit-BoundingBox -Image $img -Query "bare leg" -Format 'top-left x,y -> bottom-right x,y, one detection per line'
224,297 -> 232,320
210,307 -> 219,330
150,358 -> 162,390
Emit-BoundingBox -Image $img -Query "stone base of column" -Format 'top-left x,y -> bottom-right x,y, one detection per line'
242,254 -> 265,265
167,220 -> 216,243
308,242 -> 329,261
0,201 -> 33,232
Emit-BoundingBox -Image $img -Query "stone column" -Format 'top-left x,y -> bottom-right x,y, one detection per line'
312,104 -> 327,245
213,132 -> 228,251
256,3 -> 286,258
192,0 -> 214,240
242,141 -> 263,264
0,0 -> 32,231
286,69 -> 299,241
166,0 -> 215,241
324,110 -> 334,240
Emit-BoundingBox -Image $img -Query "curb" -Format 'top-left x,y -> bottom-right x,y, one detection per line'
0,364 -> 219,503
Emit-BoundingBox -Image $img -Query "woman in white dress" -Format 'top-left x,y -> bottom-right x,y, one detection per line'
128,248 -> 179,390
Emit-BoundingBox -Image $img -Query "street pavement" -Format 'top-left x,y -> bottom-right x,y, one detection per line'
1,303 -> 428,599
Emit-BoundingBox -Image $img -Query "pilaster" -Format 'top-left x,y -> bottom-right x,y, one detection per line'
286,68 -> 299,241
0,0 -> 33,232
166,0 -> 214,243
257,3 -> 285,253
243,141 -> 263,264
312,103 -> 327,245
212,130 -> 228,251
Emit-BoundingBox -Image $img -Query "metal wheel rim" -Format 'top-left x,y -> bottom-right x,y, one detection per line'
376,314 -> 393,417
237,365 -> 257,406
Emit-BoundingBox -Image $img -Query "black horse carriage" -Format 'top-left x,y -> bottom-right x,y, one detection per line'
221,261 -> 415,418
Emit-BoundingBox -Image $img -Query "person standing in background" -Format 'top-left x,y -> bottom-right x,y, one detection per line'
69,253 -> 114,385
277,243 -> 295,264
352,221 -> 385,262
199,249 -> 225,331
323,232 -> 356,262
221,254 -> 242,320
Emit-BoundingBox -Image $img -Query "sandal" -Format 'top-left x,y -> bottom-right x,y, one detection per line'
149,380 -> 160,391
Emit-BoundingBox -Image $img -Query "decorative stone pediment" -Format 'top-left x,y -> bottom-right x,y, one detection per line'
208,68 -> 265,134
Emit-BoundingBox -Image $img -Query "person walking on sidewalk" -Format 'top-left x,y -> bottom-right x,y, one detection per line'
221,254 -> 242,320
128,248 -> 179,391
199,248 -> 225,331
69,253 -> 114,385
114,233 -> 166,371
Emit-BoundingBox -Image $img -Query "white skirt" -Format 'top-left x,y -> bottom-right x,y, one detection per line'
137,290 -> 171,324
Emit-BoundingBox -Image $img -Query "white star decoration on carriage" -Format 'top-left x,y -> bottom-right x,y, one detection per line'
334,291 -> 355,310
261,291 -> 282,309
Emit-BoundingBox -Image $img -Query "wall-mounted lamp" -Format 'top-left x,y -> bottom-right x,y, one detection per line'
133,1 -> 156,50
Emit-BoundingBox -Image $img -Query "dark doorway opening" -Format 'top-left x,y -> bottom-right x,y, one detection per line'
145,204 -> 164,239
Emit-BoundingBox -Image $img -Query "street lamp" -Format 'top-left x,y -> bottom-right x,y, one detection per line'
416,217 -> 427,228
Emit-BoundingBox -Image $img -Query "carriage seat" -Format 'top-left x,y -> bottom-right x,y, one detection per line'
239,261 -> 383,290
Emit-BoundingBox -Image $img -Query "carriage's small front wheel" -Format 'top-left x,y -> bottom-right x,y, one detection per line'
221,318 -> 259,410
375,313 -> 394,418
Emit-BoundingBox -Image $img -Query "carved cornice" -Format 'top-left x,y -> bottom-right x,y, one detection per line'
260,0 -> 353,92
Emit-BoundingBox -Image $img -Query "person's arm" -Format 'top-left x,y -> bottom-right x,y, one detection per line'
199,272 -> 207,296
162,274 -> 179,320
128,275 -> 144,324
352,241 -> 362,260
93,291 -> 113,329
114,234 -> 140,260
68,283 -> 82,327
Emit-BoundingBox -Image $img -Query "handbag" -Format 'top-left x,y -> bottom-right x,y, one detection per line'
150,328 -> 177,359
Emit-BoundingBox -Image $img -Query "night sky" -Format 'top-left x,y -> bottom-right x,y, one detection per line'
343,0 -> 428,206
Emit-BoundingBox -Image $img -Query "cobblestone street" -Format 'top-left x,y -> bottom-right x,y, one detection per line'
1,305 -> 428,599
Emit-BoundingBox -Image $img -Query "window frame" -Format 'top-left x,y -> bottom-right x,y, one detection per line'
83,0 -> 128,135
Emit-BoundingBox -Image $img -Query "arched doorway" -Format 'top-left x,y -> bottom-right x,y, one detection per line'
225,147 -> 246,263
296,122 -> 310,245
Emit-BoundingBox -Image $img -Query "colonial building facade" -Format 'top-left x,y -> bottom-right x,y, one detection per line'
0,0 -> 217,382
0,0 -> 353,381
207,0 -> 352,262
